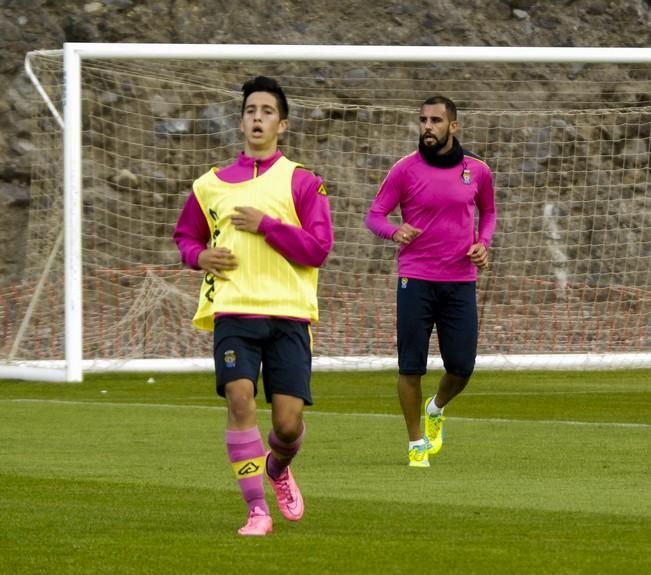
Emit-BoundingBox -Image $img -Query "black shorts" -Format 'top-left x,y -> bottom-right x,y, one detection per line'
213,316 -> 313,405
396,278 -> 478,378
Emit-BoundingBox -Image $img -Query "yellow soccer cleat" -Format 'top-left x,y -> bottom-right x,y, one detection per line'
407,443 -> 430,468
424,398 -> 446,455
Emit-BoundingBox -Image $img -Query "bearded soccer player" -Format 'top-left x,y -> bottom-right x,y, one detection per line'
173,76 -> 333,535
365,95 -> 496,468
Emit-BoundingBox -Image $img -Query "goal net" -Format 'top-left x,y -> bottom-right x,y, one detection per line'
1,44 -> 650,381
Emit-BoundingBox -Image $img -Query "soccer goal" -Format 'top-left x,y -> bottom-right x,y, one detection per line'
1,43 -> 650,382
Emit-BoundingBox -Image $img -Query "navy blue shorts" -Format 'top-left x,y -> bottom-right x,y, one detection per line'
213,316 -> 313,405
396,278 -> 478,378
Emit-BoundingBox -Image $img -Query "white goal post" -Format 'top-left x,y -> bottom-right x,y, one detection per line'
1,43 -> 650,382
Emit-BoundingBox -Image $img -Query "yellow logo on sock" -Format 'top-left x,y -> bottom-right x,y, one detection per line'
232,456 -> 266,478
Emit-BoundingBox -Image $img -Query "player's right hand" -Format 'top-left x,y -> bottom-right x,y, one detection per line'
392,223 -> 422,244
197,247 -> 237,279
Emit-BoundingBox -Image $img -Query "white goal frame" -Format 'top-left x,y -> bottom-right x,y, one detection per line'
4,43 -> 651,382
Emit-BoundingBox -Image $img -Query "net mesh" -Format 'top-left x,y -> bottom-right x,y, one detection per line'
1,53 -> 649,369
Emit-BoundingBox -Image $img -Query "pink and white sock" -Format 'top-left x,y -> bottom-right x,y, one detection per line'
226,427 -> 269,514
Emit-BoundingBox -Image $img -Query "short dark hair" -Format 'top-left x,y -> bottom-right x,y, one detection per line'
241,76 -> 289,120
421,95 -> 457,121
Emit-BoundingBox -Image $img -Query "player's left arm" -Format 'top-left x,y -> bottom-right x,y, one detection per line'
468,167 -> 497,269
231,168 -> 334,267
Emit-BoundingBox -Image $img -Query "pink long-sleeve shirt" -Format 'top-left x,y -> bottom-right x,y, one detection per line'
173,150 -> 334,270
365,150 -> 496,282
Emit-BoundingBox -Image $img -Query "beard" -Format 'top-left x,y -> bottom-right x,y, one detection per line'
418,130 -> 449,164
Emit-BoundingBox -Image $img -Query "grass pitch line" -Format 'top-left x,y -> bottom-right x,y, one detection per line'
465,389 -> 651,396
5,398 -> 651,429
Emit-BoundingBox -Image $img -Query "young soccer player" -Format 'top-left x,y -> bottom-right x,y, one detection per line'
173,76 -> 333,535
365,95 -> 496,468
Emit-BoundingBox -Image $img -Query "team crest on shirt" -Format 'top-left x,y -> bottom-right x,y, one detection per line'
462,168 -> 472,185
401,278 -> 409,289
224,349 -> 237,368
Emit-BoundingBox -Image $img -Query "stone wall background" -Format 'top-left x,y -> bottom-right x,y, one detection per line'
1,0 -> 650,279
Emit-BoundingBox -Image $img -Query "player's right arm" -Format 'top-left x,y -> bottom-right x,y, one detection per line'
364,162 -> 422,244
173,192 -> 237,279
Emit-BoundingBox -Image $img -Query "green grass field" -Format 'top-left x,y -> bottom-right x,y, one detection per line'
1,369 -> 650,574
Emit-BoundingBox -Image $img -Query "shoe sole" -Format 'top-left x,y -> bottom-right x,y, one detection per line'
238,529 -> 272,536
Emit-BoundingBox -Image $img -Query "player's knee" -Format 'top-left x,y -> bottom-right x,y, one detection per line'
272,419 -> 303,443
225,384 -> 256,422
443,357 -> 475,380
227,402 -> 255,426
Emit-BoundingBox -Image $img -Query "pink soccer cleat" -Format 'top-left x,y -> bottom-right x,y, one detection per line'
237,506 -> 273,536
266,458 -> 304,521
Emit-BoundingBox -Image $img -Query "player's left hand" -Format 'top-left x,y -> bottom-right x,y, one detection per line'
468,242 -> 489,269
231,206 -> 265,233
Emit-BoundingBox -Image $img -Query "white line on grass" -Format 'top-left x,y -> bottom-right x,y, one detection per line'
464,390 -> 651,396
4,398 -> 651,429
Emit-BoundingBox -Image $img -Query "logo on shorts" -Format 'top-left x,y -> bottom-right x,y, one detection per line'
224,349 -> 237,368
401,278 -> 409,289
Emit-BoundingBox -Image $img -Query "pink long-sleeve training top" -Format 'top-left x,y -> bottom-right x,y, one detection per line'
365,149 -> 497,282
173,150 -> 334,270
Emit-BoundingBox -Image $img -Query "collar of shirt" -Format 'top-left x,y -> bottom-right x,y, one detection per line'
236,149 -> 283,175
216,149 -> 284,183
